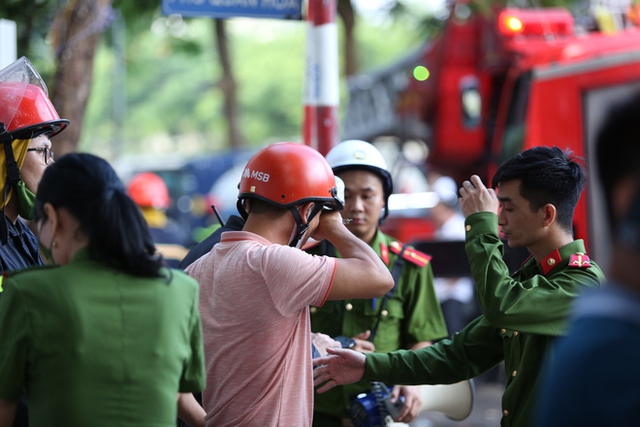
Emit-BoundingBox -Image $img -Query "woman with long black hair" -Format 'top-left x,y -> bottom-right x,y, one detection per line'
0,153 -> 205,427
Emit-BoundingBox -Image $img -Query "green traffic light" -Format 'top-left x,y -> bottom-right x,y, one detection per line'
413,66 -> 430,81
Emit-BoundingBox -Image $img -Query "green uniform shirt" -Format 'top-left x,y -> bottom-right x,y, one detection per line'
310,229 -> 447,420
363,212 -> 605,427
0,248 -> 205,427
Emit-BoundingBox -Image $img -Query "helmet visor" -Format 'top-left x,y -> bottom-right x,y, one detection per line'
0,57 -> 68,139
0,57 -> 48,133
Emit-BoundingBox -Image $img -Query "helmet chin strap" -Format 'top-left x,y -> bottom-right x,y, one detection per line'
288,203 -> 324,248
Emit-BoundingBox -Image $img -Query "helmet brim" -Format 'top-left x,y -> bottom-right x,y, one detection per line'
7,119 -> 70,140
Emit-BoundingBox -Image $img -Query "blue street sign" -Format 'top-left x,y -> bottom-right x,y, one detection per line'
162,0 -> 303,20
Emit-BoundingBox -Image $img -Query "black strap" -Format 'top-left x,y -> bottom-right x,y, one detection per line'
3,140 -> 21,188
368,244 -> 407,342
314,240 -> 408,343
0,182 -> 11,245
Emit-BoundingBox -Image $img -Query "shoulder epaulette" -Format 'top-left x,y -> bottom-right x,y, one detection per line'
568,252 -> 591,268
389,241 -> 431,268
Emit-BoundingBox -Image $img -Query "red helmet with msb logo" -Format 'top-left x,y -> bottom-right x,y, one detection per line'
237,142 -> 344,247
238,142 -> 343,215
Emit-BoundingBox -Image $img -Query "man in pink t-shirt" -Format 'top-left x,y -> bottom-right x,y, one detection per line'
186,143 -> 394,427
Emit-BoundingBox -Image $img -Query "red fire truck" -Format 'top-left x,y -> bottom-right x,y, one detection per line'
343,2 -> 640,271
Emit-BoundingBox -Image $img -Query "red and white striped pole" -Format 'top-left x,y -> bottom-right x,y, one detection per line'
303,0 -> 339,156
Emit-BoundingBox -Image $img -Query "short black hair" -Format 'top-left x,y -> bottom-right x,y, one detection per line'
246,198 -> 288,219
492,146 -> 585,233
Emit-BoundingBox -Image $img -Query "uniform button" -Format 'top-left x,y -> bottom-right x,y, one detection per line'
465,225 -> 471,232
345,303 -> 353,311
512,370 -> 517,377
547,258 -> 556,266
503,409 -> 509,416
513,331 -> 519,336
501,328 -> 506,334
310,307 -> 317,314
381,310 -> 388,317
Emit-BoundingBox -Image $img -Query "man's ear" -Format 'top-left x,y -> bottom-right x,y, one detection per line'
42,203 -> 60,233
540,203 -> 557,227
300,202 -> 317,224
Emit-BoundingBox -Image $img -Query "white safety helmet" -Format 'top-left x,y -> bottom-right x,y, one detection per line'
326,140 -> 393,220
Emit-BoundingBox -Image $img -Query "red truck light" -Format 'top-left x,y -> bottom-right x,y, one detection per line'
498,8 -> 574,38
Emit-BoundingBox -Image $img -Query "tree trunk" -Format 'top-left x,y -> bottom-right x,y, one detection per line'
214,19 -> 244,149
338,0 -> 357,76
49,0 -> 113,155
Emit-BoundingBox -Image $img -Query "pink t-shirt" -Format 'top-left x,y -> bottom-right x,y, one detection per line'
186,231 -> 337,427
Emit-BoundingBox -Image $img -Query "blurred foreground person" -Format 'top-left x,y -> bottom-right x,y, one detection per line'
314,146 -> 605,427
535,94 -> 640,426
0,153 -> 205,427
185,142 -> 393,427
127,171 -> 189,267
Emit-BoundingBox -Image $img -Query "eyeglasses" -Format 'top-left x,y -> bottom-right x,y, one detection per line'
27,147 -> 54,165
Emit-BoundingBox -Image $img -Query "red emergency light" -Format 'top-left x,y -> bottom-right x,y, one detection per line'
498,8 -> 574,38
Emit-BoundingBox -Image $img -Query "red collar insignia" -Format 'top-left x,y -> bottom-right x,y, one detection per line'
540,249 -> 562,275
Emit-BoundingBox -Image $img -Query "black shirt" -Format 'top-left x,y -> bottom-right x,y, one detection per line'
0,217 -> 42,274
178,215 -> 245,270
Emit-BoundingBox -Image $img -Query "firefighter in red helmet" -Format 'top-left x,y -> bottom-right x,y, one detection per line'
127,171 -> 189,268
0,57 -> 69,427
0,57 -> 68,271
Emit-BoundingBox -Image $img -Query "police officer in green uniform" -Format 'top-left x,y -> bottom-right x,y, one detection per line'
308,140 -> 447,426
0,153 -> 206,426
313,146 -> 606,427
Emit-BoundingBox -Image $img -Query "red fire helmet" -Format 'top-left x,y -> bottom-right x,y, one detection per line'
127,172 -> 171,210
0,57 -> 68,139
0,82 -> 68,139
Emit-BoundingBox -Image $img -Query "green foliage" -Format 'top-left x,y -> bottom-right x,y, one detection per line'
80,6 -> 428,157
112,0 -> 160,34
231,20 -> 306,145
0,0 -> 61,77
